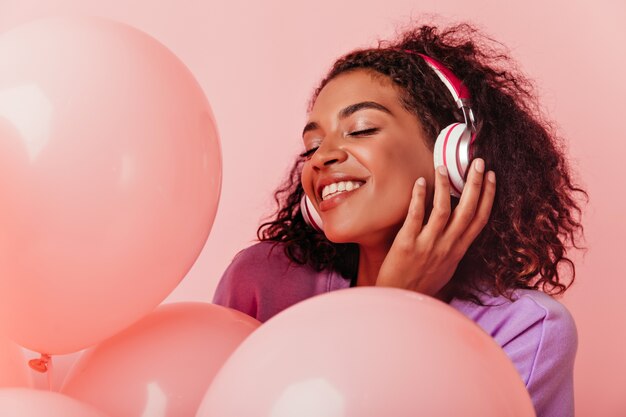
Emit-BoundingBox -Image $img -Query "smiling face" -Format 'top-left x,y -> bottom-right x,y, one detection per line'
301,69 -> 436,247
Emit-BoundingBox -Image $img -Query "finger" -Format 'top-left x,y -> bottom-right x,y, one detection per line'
444,158 -> 485,238
459,169 -> 496,247
420,165 -> 451,240
397,177 -> 427,240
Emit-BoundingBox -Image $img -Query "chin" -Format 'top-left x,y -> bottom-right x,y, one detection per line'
323,220 -> 401,248
322,230 -> 354,244
321,222 -> 361,244
321,225 -> 373,246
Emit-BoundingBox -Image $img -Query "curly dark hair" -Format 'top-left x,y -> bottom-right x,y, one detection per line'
257,22 -> 587,301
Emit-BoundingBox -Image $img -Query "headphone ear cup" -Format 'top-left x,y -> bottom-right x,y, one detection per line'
300,195 -> 324,232
433,123 -> 473,198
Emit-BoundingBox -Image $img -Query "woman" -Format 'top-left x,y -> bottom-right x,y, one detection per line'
214,22 -> 585,416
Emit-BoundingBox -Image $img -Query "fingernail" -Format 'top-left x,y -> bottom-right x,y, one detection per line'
437,166 -> 448,176
416,177 -> 426,186
487,171 -> 496,183
474,158 -> 485,173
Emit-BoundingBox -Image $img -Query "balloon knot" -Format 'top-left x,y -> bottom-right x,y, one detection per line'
28,353 -> 52,373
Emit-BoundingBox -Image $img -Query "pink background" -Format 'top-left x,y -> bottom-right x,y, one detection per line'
1,0 -> 624,415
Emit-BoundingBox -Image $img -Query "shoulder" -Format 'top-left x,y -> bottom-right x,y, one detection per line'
474,290 -> 575,346
451,289 -> 577,416
219,241 -> 338,288
452,289 -> 577,354
212,242 -> 348,322
220,241 -> 290,276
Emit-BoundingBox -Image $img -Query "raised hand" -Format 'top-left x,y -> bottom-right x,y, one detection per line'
376,158 -> 496,297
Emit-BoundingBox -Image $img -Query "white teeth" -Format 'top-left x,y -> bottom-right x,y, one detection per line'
321,180 -> 363,201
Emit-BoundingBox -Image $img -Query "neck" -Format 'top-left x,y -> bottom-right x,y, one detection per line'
356,243 -> 391,287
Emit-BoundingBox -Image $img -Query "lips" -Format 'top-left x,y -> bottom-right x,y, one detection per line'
318,182 -> 366,211
315,174 -> 367,202
321,180 -> 364,201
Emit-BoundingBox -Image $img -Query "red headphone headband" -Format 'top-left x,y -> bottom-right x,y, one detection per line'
413,53 -> 470,101
397,49 -> 476,132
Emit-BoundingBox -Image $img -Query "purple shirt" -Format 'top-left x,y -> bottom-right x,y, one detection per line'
213,242 -> 576,417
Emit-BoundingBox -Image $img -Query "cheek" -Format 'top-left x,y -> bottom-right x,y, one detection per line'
372,151 -> 433,215
379,178 -> 414,213
361,136 -> 430,174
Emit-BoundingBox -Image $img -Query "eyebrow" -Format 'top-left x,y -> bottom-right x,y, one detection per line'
302,101 -> 393,137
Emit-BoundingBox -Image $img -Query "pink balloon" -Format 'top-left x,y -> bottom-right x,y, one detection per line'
0,17 -> 221,354
0,388 -> 110,417
0,337 -> 32,388
198,288 -> 536,417
61,302 -> 259,417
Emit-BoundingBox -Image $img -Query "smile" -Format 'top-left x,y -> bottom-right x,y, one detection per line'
321,180 -> 364,201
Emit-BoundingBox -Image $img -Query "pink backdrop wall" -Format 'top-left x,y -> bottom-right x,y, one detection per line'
1,0 -> 624,415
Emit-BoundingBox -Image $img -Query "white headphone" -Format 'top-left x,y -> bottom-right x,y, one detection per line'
302,52 -> 477,232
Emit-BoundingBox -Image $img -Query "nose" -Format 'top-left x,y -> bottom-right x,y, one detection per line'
310,136 -> 348,171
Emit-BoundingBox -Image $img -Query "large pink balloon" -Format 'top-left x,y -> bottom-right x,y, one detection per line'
0,388 -> 110,417
61,302 -> 259,417
0,17 -> 221,354
198,287 -> 536,417
0,337 -> 32,388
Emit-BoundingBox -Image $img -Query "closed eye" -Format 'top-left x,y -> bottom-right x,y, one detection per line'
300,128 -> 378,159
348,128 -> 379,136
300,147 -> 318,159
